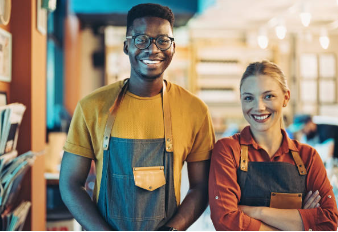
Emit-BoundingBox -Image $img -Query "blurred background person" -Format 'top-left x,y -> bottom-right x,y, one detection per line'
289,114 -> 338,164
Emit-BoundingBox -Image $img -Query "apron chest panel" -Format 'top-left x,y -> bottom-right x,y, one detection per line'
238,145 -> 307,208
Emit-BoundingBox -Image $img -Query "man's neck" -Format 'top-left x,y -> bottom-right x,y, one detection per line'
128,76 -> 164,97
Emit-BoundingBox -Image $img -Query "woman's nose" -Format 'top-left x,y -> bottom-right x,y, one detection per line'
255,98 -> 266,110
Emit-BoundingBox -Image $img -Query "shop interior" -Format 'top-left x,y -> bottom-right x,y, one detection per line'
0,0 -> 338,230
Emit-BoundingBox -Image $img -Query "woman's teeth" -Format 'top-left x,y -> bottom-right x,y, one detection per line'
253,115 -> 270,120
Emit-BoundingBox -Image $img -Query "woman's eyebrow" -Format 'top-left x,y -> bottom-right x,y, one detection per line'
262,90 -> 275,94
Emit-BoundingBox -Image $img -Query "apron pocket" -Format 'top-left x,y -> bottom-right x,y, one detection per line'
270,192 -> 302,209
133,166 -> 166,191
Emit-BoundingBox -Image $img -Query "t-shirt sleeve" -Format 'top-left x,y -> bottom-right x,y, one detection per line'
186,109 -> 215,162
209,139 -> 261,231
298,148 -> 338,231
63,102 -> 95,159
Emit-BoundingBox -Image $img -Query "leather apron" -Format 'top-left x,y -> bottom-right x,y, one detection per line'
97,79 -> 177,230
237,144 -> 308,208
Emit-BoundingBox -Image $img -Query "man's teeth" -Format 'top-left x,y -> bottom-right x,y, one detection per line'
143,60 -> 160,64
253,115 -> 269,120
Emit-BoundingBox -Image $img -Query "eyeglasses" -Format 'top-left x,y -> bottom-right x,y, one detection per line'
126,34 -> 174,51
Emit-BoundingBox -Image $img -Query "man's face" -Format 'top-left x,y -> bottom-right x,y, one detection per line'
124,17 -> 175,80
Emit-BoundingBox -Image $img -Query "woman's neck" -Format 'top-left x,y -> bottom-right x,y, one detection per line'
251,127 -> 283,158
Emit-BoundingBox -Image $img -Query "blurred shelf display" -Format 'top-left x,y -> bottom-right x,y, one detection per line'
190,35 -> 274,139
298,52 -> 338,116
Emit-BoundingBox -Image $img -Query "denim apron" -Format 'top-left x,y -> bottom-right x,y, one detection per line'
97,79 -> 177,230
237,144 -> 307,207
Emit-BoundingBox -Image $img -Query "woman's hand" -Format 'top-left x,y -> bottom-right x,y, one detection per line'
303,190 -> 321,209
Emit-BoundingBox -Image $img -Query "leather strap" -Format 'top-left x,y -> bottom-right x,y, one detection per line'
103,80 -> 129,150
163,81 -> 173,152
103,79 -> 173,152
240,145 -> 249,172
239,145 -> 307,175
290,150 -> 307,175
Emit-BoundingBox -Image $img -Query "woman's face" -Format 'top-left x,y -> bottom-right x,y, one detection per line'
240,75 -> 290,134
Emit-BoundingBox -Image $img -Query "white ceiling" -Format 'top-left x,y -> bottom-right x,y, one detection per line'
188,0 -> 338,35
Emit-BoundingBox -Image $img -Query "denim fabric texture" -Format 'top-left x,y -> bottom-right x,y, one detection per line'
237,154 -> 307,207
97,137 -> 177,231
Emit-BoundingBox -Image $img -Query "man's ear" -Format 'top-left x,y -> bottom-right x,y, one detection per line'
172,42 -> 176,55
123,40 -> 128,55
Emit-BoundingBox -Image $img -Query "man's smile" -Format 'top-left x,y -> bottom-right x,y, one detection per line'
139,58 -> 164,68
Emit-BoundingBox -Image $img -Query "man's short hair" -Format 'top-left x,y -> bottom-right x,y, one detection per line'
126,3 -> 175,34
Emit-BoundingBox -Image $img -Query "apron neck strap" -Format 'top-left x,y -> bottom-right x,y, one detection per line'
240,145 -> 249,172
163,81 -> 173,152
239,144 -> 307,175
103,79 -> 173,152
290,150 -> 307,175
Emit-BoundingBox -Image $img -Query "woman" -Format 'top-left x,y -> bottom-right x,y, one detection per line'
209,61 -> 338,231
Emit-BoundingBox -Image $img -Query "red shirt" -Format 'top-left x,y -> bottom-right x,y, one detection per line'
209,126 -> 338,231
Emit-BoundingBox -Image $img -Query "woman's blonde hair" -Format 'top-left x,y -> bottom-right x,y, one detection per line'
240,60 -> 289,94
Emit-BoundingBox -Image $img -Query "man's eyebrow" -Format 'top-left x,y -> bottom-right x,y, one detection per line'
130,32 -> 171,37
241,92 -> 253,95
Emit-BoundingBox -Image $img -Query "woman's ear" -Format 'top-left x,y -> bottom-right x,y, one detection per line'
123,40 -> 128,55
283,90 -> 291,107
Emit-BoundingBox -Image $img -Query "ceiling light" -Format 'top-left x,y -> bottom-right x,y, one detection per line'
258,28 -> 269,49
275,25 -> 287,40
258,35 -> 268,49
319,29 -> 330,49
300,2 -> 311,27
300,12 -> 311,27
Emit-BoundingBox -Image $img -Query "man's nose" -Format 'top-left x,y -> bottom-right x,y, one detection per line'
146,39 -> 160,53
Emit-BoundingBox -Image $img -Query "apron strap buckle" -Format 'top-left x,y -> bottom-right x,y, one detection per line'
240,145 -> 249,172
291,150 -> 307,175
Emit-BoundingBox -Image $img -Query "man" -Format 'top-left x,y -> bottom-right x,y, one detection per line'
60,3 -> 215,231
288,114 -> 338,161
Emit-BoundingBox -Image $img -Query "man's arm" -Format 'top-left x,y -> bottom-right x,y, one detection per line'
164,160 -> 210,230
59,152 -> 112,231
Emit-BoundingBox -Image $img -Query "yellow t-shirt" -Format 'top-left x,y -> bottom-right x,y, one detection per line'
63,80 -> 215,204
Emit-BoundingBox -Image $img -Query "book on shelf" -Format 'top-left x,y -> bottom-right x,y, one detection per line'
0,151 -> 36,211
0,151 -> 36,230
1,201 -> 31,231
0,103 -> 26,156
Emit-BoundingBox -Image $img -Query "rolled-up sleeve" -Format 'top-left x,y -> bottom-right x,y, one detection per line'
209,139 -> 261,231
298,148 -> 338,231
63,102 -> 95,159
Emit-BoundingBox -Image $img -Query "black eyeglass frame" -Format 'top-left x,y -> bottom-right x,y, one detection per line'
126,34 -> 175,51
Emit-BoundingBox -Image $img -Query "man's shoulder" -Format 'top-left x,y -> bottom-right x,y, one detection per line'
79,81 -> 124,108
168,81 -> 208,111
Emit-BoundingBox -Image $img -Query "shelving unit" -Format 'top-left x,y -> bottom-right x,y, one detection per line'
0,0 -> 47,230
189,33 -> 275,139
